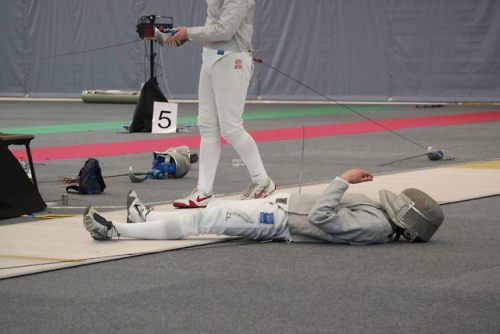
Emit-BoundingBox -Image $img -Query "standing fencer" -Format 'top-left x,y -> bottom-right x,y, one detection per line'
83,169 -> 445,245
157,0 -> 275,208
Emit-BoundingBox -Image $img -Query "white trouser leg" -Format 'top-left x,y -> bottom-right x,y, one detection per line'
197,136 -> 221,195
230,133 -> 268,184
114,199 -> 289,241
198,198 -> 289,240
211,52 -> 269,185
197,50 -> 221,194
113,209 -> 199,240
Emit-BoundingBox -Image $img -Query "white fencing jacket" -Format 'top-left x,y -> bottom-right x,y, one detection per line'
281,178 -> 394,245
187,0 -> 255,52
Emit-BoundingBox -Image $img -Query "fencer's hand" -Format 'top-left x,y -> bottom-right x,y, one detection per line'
167,27 -> 188,46
340,168 -> 373,184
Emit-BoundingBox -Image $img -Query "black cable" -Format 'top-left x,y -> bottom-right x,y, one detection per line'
379,153 -> 430,166
41,40 -> 142,60
253,57 -> 428,151
37,173 -> 129,185
154,43 -> 161,76
298,125 -> 305,193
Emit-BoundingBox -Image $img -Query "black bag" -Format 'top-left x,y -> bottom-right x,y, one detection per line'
66,158 -> 106,194
129,77 -> 167,132
0,143 -> 46,218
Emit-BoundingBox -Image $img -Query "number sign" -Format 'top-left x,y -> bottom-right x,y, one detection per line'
152,102 -> 178,133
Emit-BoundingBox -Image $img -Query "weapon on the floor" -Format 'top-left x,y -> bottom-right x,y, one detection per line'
380,146 -> 452,166
128,166 -> 165,183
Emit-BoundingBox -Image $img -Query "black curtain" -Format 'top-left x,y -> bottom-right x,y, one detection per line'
0,144 -> 46,219
129,77 -> 167,132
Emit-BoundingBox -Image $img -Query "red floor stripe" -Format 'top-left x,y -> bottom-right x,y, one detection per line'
12,110 -> 500,162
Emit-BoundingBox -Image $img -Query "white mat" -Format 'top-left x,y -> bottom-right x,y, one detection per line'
0,213 -> 228,279
302,160 -> 500,204
1,160 -> 499,279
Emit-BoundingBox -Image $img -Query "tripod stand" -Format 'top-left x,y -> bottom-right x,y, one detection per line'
129,15 -> 172,132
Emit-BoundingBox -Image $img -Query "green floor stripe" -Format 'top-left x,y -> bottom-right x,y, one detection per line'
242,105 -> 391,121
0,117 -> 194,135
0,105 -> 393,135
0,121 -> 129,135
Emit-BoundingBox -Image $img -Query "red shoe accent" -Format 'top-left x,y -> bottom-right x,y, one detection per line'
196,195 -> 212,202
173,199 -> 210,209
173,191 -> 212,209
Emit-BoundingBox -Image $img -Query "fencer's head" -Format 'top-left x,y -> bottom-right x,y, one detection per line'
379,188 -> 444,242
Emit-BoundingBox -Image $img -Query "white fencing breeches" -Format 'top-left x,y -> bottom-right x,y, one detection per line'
196,48 -> 269,194
113,198 -> 289,241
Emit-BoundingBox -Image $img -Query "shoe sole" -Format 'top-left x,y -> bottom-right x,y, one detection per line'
257,184 -> 277,198
242,183 -> 277,200
83,206 -> 107,240
126,190 -> 136,224
83,206 -> 93,228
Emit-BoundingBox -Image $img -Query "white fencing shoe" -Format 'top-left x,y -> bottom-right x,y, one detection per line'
240,177 -> 276,200
83,206 -> 119,241
127,190 -> 152,224
173,188 -> 213,208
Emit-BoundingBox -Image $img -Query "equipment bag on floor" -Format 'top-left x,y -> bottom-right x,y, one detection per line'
66,158 -> 106,194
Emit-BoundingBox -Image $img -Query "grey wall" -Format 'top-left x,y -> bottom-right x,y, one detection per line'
1,0 -> 499,101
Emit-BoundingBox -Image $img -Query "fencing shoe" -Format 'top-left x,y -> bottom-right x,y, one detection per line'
83,206 -> 119,240
127,190 -> 152,224
240,177 -> 276,200
173,188 -> 213,208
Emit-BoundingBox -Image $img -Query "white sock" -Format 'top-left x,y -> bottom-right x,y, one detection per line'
197,136 -> 221,194
232,132 -> 268,185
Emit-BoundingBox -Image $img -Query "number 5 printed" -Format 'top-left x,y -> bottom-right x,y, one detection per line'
158,110 -> 172,129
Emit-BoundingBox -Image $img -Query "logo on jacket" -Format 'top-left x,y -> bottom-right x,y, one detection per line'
234,59 -> 243,70
259,212 -> 275,225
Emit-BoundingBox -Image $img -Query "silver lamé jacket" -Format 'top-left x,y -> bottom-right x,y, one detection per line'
282,178 -> 394,245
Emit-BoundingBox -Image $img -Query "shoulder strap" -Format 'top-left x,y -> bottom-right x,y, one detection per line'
66,185 -> 80,194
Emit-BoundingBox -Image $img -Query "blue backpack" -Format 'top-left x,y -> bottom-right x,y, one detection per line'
66,158 -> 106,194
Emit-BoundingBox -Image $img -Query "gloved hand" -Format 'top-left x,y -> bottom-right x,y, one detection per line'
154,27 -> 175,46
166,27 -> 189,47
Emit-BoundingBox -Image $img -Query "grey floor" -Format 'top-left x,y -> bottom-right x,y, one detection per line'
1,101 -> 500,333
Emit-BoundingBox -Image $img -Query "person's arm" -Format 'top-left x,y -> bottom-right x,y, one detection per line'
307,169 -> 373,225
169,0 -> 250,44
307,169 -> 393,244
